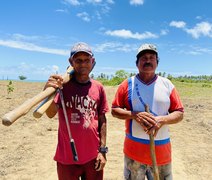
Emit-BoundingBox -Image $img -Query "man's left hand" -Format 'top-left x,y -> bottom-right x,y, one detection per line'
146,116 -> 164,136
95,152 -> 107,171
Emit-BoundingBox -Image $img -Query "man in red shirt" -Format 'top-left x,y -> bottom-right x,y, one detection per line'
45,42 -> 109,180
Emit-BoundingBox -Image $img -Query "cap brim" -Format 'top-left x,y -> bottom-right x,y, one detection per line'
71,50 -> 93,58
136,49 -> 157,58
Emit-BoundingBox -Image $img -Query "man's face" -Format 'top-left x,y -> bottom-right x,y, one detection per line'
137,52 -> 158,73
70,52 -> 94,76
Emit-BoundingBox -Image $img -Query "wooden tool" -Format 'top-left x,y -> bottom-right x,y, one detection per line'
33,93 -> 56,118
33,67 -> 75,119
145,104 -> 159,180
2,66 -> 73,126
33,61 -> 96,119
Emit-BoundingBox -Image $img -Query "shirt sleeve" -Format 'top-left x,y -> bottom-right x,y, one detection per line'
54,91 -> 61,106
169,87 -> 184,112
98,86 -> 109,115
112,79 -> 129,109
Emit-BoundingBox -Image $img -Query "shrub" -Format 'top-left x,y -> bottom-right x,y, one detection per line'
19,75 -> 27,80
7,80 -> 14,95
202,84 -> 211,88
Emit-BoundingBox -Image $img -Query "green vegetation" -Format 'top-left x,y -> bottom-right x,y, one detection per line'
172,80 -> 212,99
169,75 -> 212,83
96,70 -> 135,86
7,80 -> 14,97
96,70 -> 212,87
19,75 -> 27,80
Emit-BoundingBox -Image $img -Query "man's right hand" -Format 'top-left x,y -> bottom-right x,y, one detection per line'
44,74 -> 64,90
133,112 -> 157,132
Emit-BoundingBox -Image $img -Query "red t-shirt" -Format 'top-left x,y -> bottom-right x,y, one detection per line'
54,78 -> 109,165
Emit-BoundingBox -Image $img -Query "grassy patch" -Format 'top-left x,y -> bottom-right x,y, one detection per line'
171,80 -> 212,102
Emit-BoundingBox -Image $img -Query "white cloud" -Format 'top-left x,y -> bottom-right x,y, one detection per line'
185,22 -> 212,39
190,45 -> 212,54
12,33 -> 41,41
63,0 -> 81,6
170,20 -> 212,39
55,9 -> 68,13
52,65 -> 59,73
105,29 -> 158,40
167,43 -> 212,56
106,0 -> 114,4
100,4 -> 111,15
87,0 -> 102,3
62,0 -> 113,22
10,33 -> 59,44
160,29 -> 169,35
0,63 -> 62,80
94,41 -> 138,53
130,0 -> 144,5
29,64 -> 62,77
196,16 -> 202,20
77,12 -> 91,22
0,39 -> 69,56
170,21 -> 186,28
95,11 -> 102,20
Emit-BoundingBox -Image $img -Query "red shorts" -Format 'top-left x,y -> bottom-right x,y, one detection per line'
57,159 -> 103,180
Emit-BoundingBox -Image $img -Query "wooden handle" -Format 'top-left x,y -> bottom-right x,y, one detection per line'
33,67 -> 75,119
33,93 -> 56,118
2,87 -> 56,126
2,66 -> 73,126
145,104 -> 159,180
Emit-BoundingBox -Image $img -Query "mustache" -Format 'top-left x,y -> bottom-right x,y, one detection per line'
143,63 -> 153,67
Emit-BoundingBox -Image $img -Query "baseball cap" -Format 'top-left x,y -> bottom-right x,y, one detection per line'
136,43 -> 158,58
70,42 -> 93,58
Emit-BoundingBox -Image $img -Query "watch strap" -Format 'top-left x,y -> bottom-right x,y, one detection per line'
99,146 -> 108,153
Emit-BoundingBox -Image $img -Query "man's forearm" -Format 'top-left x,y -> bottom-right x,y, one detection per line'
161,111 -> 184,125
111,107 -> 134,120
98,114 -> 107,147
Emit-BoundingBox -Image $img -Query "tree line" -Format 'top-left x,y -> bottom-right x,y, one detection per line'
93,70 -> 212,86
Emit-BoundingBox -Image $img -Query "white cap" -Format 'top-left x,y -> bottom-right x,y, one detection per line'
136,43 -> 158,58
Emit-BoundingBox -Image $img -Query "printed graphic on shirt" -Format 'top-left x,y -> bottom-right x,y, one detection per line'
66,95 -> 97,129
71,113 -> 80,124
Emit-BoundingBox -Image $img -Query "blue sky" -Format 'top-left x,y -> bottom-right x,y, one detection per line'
0,0 -> 212,81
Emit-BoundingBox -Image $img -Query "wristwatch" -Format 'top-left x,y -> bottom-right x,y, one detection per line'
99,146 -> 108,154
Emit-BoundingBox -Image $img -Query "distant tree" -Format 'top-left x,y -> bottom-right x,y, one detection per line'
167,74 -> 173,80
90,73 -> 94,79
114,70 -> 129,79
162,72 -> 166,77
129,72 -> 136,77
109,70 -> 130,85
19,75 -> 27,80
158,72 -> 162,76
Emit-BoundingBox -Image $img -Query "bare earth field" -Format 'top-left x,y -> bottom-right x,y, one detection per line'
0,80 -> 211,180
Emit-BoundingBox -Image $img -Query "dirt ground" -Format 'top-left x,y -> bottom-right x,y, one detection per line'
0,81 -> 211,180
